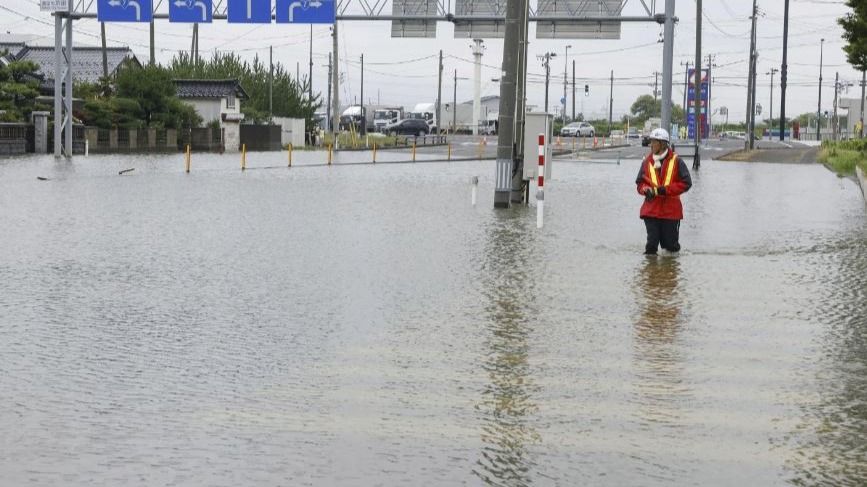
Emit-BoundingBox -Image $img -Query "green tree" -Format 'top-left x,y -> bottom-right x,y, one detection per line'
0,59 -> 42,121
115,64 -> 175,127
629,95 -> 684,127
839,0 -> 867,71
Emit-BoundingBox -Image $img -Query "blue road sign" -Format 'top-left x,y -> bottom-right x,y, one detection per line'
170,0 -> 213,22
227,0 -> 272,23
97,0 -> 153,22
275,0 -> 335,23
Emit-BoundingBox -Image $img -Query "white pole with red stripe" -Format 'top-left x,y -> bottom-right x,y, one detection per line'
537,132 -> 545,228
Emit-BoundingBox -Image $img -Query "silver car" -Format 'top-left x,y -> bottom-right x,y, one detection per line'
560,121 -> 595,137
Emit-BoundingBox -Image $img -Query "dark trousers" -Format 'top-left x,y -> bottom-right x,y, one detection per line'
644,218 -> 681,254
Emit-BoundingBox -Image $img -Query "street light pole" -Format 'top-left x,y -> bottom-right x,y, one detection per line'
768,68 -> 778,137
817,38 -> 824,141
563,45 -> 571,125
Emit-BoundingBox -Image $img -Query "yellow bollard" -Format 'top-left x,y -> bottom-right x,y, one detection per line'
288,143 -> 293,167
448,143 -> 452,161
241,143 -> 247,170
372,142 -> 377,163
412,140 -> 417,162
184,144 -> 191,173
328,144 -> 333,165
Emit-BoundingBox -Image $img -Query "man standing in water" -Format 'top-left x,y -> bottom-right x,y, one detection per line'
635,128 -> 692,255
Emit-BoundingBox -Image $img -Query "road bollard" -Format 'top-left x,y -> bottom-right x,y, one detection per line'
537,133 -> 545,229
85,138 -> 89,157
471,176 -> 478,206
448,143 -> 452,161
412,140 -> 417,162
288,143 -> 293,167
184,144 -> 191,173
241,143 -> 247,171
372,142 -> 377,163
328,144 -> 333,165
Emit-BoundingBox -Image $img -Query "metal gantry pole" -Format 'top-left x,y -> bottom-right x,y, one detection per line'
493,0 -> 526,208
746,0 -> 757,149
309,25 -> 313,102
660,0 -> 676,132
54,13 -> 62,157
360,53 -> 364,135
608,70 -> 613,136
511,0 -> 530,204
64,9 -> 73,157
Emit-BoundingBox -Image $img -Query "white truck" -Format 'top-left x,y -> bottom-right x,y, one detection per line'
408,102 -> 438,134
373,107 -> 404,133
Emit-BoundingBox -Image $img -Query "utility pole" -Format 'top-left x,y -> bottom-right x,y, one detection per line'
572,60 -> 576,120
769,68 -> 778,136
818,38 -> 825,141
331,22 -> 340,144
472,39 -> 484,135
326,52 -> 332,132
653,71 -> 659,100
191,23 -> 199,64
453,69 -> 458,133
608,70 -> 614,135
861,70 -> 865,138
149,20 -> 155,65
833,71 -> 839,141
681,61 -> 690,127
694,0 -> 702,167
512,0 -> 529,203
780,0 -> 790,140
360,54 -> 365,135
493,0 -> 526,208
563,44 -> 571,125
707,54 -> 714,139
539,52 -> 555,112
746,0 -> 758,150
308,25 -> 313,103
101,22 -> 108,80
660,0 -> 676,132
437,50 -> 443,135
269,46 -> 273,122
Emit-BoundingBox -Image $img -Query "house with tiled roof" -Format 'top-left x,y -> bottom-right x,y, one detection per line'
0,36 -> 139,90
173,79 -> 249,126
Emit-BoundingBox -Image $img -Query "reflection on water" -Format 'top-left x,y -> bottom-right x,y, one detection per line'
786,237 -> 867,486
473,211 -> 541,486
630,257 -> 692,463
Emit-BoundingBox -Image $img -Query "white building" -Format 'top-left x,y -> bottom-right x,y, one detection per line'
174,79 -> 248,126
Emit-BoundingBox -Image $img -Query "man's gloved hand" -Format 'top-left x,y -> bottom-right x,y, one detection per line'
657,186 -> 667,196
644,187 -> 656,201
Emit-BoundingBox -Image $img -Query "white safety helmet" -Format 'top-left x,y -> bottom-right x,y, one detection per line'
649,128 -> 670,143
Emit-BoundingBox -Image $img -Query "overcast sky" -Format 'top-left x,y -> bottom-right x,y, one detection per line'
1,0 -> 859,123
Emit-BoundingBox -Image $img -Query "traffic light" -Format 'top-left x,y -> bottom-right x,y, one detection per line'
584,84 -> 589,96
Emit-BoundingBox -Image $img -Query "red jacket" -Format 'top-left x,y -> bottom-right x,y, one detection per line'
635,150 -> 692,220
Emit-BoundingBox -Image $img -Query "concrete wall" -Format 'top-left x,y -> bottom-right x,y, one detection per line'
273,117 -> 305,147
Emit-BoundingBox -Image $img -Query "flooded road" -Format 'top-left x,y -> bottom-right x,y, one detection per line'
1,151 -> 865,485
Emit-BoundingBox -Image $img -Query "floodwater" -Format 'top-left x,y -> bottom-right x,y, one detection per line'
1,150 -> 865,486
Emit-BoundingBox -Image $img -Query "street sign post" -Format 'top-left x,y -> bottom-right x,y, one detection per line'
169,0 -> 213,22
227,0 -> 272,23
97,0 -> 153,22
687,68 -> 709,140
276,0 -> 335,23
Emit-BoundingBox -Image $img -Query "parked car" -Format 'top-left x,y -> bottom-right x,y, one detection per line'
560,121 -> 595,137
610,129 -> 624,138
641,134 -> 651,146
627,127 -> 640,139
385,119 -> 430,136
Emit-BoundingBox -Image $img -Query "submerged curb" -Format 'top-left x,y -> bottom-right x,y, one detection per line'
857,166 -> 867,206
